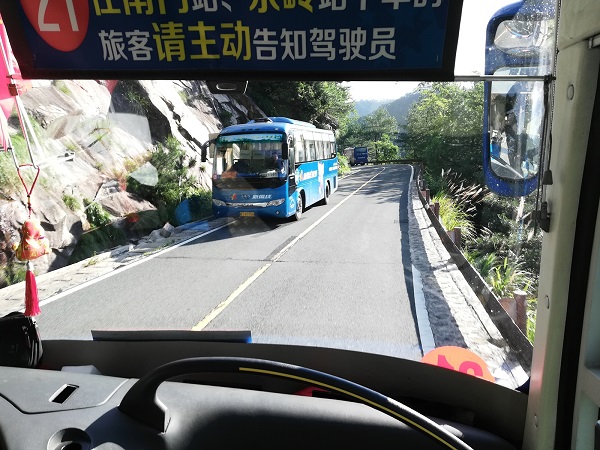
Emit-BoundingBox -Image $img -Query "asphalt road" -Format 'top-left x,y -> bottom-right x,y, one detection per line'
36,165 -> 421,360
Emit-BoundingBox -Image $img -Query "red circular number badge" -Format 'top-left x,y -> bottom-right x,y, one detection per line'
421,346 -> 495,382
20,0 -> 89,52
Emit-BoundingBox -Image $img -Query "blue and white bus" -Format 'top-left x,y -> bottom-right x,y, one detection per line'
211,117 -> 338,220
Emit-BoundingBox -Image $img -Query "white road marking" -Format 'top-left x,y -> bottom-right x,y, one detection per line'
39,222 -> 232,308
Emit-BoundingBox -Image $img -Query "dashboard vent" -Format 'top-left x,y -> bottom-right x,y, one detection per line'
49,384 -> 78,404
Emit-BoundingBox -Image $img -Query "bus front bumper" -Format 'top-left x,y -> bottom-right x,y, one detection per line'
212,199 -> 289,218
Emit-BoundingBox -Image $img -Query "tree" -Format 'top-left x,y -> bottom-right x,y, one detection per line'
337,108 -> 399,153
246,81 -> 353,131
373,134 -> 399,161
402,82 -> 484,193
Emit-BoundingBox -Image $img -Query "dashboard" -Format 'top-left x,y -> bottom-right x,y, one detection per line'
0,336 -> 525,449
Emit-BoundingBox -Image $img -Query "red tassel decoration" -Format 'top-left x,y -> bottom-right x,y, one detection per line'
24,261 -> 40,317
14,219 -> 49,316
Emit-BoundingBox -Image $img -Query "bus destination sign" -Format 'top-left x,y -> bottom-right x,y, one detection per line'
0,0 -> 463,81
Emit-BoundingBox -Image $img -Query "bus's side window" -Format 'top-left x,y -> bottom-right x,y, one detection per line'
297,132 -> 306,163
305,131 -> 316,161
316,133 -> 326,160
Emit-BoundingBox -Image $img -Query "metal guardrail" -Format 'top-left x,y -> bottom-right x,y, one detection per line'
413,166 -> 533,373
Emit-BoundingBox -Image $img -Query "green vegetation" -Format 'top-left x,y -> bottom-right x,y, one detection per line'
487,256 -> 533,299
55,81 -> 71,96
0,133 -> 32,195
83,198 -> 112,228
124,157 -> 143,173
338,109 -> 400,162
123,83 -> 151,114
247,81 -> 353,131
68,225 -> 127,264
69,199 -> 127,264
0,261 -> 26,288
127,136 -> 211,225
337,154 -> 351,177
404,82 -> 542,342
0,152 -> 20,194
62,194 -> 80,211
432,192 -> 475,241
178,89 -> 190,105
404,82 -> 484,193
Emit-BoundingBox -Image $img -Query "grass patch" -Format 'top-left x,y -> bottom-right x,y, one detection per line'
68,225 -> 127,265
62,194 -> 80,211
337,154 -> 351,176
83,199 -> 112,228
0,262 -> 26,288
432,192 -> 475,242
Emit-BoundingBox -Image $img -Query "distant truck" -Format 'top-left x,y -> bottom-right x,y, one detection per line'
343,146 -> 369,166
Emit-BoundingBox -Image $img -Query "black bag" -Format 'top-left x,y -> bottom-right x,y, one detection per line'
0,312 -> 43,368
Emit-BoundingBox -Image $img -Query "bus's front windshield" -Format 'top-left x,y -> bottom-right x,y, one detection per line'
0,0 -> 557,395
214,134 -> 286,179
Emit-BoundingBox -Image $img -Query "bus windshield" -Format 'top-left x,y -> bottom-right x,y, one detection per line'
214,133 -> 286,178
5,0 -> 599,447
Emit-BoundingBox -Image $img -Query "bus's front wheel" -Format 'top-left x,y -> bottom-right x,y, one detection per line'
319,182 -> 330,206
293,192 -> 303,221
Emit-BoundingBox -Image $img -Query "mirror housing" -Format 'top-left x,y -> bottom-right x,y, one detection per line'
483,78 -> 546,197
282,141 -> 289,160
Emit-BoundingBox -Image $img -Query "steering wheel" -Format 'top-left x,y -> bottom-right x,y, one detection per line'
119,357 -> 473,450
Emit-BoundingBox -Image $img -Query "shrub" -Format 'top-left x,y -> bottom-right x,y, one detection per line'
466,251 -> 497,281
83,198 -> 112,228
0,262 -> 26,288
62,194 -> 80,211
176,190 -> 213,224
432,192 -> 476,242
68,225 -> 127,265
337,154 -> 351,176
488,256 -> 533,299
127,136 -> 202,224
0,134 -> 32,194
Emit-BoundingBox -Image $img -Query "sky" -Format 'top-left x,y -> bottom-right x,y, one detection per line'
344,0 -> 517,101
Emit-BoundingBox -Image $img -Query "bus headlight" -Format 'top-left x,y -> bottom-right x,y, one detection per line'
266,199 -> 285,207
212,199 -> 226,206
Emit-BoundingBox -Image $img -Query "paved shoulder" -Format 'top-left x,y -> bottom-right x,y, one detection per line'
407,181 -> 527,387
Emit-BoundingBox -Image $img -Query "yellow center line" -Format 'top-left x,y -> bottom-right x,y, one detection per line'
192,168 -> 387,331
192,263 -> 271,331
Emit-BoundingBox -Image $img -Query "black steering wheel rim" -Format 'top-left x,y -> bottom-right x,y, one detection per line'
119,356 -> 473,450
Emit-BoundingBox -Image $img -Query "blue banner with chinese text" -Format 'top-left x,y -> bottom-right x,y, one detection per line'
0,0 -> 462,81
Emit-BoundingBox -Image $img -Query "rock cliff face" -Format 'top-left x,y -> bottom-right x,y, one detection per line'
0,79 -> 263,278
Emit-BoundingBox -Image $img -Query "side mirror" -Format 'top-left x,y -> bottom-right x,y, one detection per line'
282,141 -> 289,160
201,142 -> 208,163
200,138 -> 217,163
483,79 -> 546,196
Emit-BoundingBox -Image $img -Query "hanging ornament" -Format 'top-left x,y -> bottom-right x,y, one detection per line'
12,164 -> 48,317
0,29 -> 47,316
14,218 -> 50,316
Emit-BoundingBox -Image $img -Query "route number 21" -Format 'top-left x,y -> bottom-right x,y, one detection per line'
20,0 -> 89,51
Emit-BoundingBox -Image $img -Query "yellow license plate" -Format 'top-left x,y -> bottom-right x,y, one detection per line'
240,212 -> 255,217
